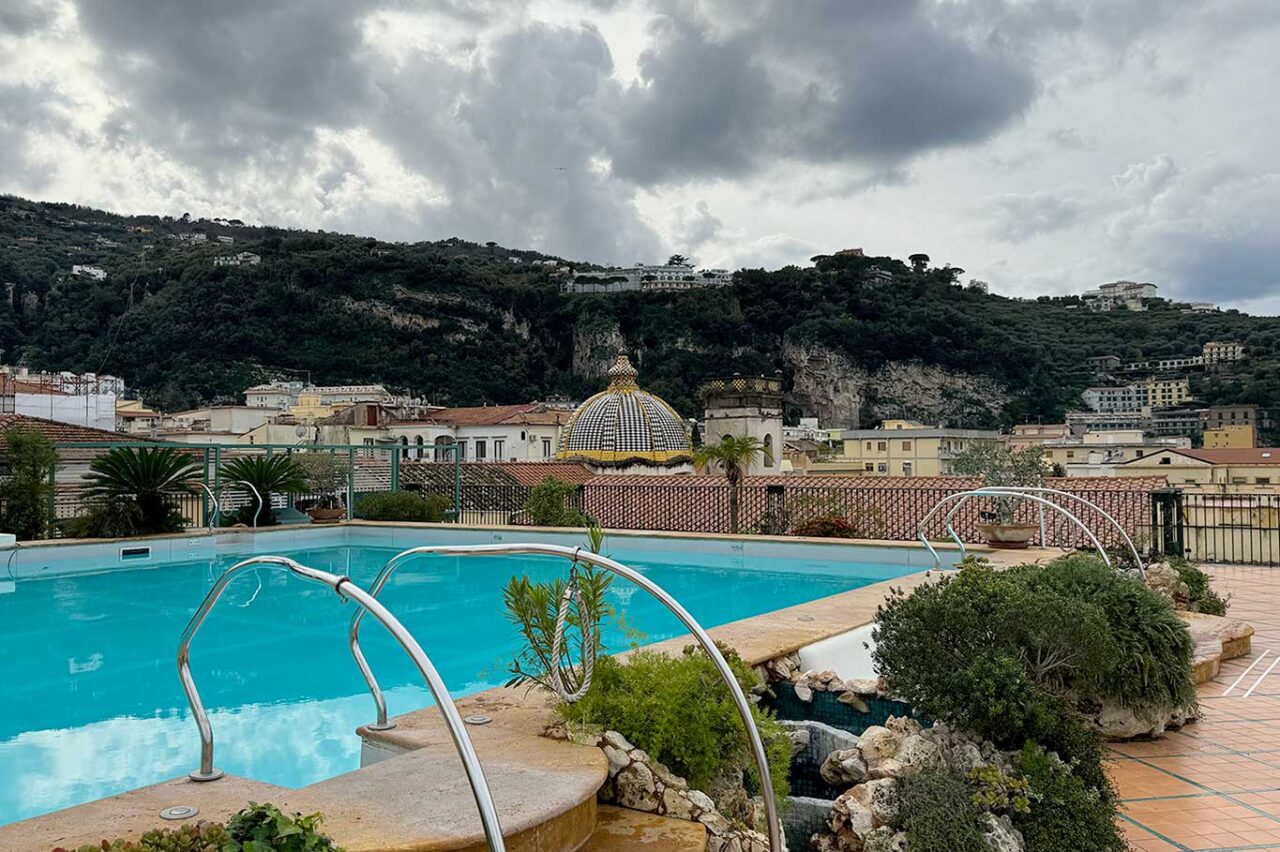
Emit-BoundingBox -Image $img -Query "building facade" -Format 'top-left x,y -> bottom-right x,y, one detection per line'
700,375 -> 784,476
810,420 -> 1000,477
565,262 -> 733,295
1082,280 -> 1159,311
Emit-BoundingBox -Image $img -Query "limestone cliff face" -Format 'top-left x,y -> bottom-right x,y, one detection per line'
783,340 -> 1010,428
572,317 -> 626,380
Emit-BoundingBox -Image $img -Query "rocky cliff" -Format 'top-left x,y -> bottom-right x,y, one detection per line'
783,341 -> 1010,429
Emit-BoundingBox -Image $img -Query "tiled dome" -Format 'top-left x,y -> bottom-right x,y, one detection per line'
557,354 -> 692,466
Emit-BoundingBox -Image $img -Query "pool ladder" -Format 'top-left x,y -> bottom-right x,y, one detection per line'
347,543 -> 786,852
177,556 -> 506,851
916,486 -> 1145,574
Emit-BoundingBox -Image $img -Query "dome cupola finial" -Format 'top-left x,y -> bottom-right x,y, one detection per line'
607,352 -> 639,391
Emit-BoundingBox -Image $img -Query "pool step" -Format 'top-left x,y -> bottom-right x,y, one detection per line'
580,805 -> 707,851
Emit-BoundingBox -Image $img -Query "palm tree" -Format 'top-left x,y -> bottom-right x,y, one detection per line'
82,446 -> 202,535
221,455 -> 308,526
693,435 -> 770,534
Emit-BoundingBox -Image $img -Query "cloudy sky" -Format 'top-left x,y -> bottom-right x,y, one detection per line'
3,1 -> 1279,310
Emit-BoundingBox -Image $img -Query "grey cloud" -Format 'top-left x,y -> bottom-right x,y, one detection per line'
0,83 -> 66,187
986,191 -> 1083,241
0,0 -> 55,35
609,0 -> 1037,187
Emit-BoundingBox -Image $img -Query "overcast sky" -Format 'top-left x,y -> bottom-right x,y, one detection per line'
3,1 -> 1279,311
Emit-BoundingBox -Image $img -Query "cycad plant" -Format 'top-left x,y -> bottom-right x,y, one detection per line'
221,455 -> 308,526
693,435 -> 770,534
81,446 -> 202,536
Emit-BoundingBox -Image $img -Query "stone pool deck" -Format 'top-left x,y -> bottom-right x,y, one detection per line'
1115,564 -> 1280,852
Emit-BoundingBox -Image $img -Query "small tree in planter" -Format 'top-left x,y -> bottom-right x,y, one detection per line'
296,452 -> 349,523
950,443 -> 1047,548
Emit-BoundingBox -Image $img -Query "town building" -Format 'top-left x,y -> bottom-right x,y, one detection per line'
1204,424 -> 1256,449
245,382 -> 395,412
564,262 -> 733,295
808,420 -> 1001,477
556,353 -> 692,473
115,399 -> 163,436
1037,429 -> 1191,476
1081,378 -> 1192,413
389,403 -> 572,462
700,374 -> 784,476
213,251 -> 261,267
71,265 -> 107,281
0,369 -> 118,432
1085,355 -> 1121,375
1203,340 -> 1246,364
1117,448 -> 1280,489
157,406 -> 283,443
1007,423 -> 1073,450
1081,280 -> 1159,311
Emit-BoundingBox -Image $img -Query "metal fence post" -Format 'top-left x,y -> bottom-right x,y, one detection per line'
46,455 -> 57,536
347,447 -> 356,520
453,445 -> 462,523
201,448 -> 210,527
390,446 -> 400,493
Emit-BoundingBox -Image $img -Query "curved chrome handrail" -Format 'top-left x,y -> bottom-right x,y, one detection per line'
942,487 -> 1144,574
193,482 -> 222,528
349,543 -> 784,852
917,489 -> 1114,571
178,556 -> 506,851
222,480 -> 264,528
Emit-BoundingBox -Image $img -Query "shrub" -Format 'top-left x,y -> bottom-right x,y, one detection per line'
354,490 -> 450,522
0,426 -> 58,540
791,513 -> 859,538
1013,744 -> 1125,852
77,446 -> 202,537
523,476 -> 588,526
563,646 -> 791,801
1168,556 -> 1229,615
58,802 -> 340,851
895,768 -> 987,852
222,455 -> 308,526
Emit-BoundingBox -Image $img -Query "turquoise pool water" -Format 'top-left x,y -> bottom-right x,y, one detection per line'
0,537 -> 915,826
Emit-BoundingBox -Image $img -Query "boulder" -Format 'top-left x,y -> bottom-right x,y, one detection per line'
863,826 -> 908,852
848,778 -> 899,828
1145,561 -> 1190,607
820,748 -> 869,786
837,691 -> 871,713
615,761 -> 659,810
857,726 -> 900,762
979,812 -> 1025,852
662,787 -> 694,820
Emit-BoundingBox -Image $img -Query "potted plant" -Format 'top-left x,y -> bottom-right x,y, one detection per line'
296,452 -> 349,524
950,443 -> 1047,549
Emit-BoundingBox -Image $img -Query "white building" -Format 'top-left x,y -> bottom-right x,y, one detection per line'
71,265 -> 107,281
701,375 -> 783,475
1082,280 -> 1159,311
244,382 -> 395,412
1,372 -> 117,432
162,405 -> 283,437
389,403 -> 572,462
565,262 -> 734,294
213,251 -> 261,267
1203,340 -> 1246,364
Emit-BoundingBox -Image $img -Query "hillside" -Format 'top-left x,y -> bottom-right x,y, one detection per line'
2,195 -> 1278,438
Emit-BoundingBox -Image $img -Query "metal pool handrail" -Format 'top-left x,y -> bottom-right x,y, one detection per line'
193,482 -> 222,528
178,555 -> 506,852
943,487 -> 1144,574
916,488 -> 1121,571
349,543 -> 784,852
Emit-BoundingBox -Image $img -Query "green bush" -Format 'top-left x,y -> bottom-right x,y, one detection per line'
524,476 -> 588,526
58,802 -> 340,851
873,555 -> 1195,744
1013,744 -> 1125,852
0,426 -> 58,541
354,490 -> 450,522
1168,556 -> 1229,615
78,446 -> 202,537
896,769 -> 987,852
564,647 -> 791,801
222,455 -> 308,526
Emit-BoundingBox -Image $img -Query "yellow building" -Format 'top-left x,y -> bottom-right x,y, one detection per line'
1204,424 -> 1256,449
1145,377 -> 1192,407
808,420 -> 1001,477
1116,448 -> 1280,489
288,391 -> 339,424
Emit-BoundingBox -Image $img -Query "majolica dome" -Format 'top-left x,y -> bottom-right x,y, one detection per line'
557,354 -> 692,466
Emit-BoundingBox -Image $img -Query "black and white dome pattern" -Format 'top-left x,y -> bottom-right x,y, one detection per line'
557,354 -> 692,466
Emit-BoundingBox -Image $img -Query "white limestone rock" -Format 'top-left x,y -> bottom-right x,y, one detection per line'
820,748 -> 869,786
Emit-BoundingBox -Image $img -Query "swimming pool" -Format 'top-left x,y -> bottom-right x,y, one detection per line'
0,526 -> 929,826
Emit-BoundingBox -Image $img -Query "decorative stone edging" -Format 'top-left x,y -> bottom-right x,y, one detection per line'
565,728 -> 777,852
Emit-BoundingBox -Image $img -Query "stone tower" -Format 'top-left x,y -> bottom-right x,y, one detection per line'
700,374 -> 784,475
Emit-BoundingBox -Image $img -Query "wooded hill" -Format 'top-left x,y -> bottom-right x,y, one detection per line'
2,195 -> 1276,437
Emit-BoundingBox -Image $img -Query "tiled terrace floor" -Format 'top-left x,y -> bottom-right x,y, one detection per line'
1114,565 -> 1280,851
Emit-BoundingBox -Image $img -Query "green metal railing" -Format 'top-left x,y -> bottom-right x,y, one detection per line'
49,440 -> 463,531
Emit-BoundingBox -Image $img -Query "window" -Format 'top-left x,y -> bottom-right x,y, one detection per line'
475,440 -> 487,460
1258,477 -> 1271,485
902,462 -> 913,476
1066,451 -> 1075,459
1136,450 -> 1144,458
542,438 -> 553,458
494,439 -> 505,460
877,463 -> 888,473
415,435 -> 424,459
865,442 -> 872,451
400,436 -> 409,459
1159,457 -> 1171,465
902,441 -> 911,450
457,440 -> 467,460
877,441 -> 887,451
1232,477 -> 1247,485
763,433 -> 774,467
864,463 -> 874,472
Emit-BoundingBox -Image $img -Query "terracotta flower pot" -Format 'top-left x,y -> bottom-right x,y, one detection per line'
306,506 -> 347,524
976,522 -> 1038,549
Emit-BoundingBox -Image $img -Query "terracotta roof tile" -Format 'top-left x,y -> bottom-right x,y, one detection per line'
0,413 -> 131,450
